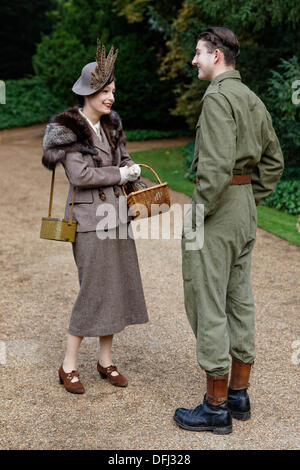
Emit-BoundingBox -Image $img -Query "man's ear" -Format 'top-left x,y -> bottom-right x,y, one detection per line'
214,48 -> 224,64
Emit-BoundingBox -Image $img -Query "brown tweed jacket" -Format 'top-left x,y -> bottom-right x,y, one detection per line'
42,107 -> 135,232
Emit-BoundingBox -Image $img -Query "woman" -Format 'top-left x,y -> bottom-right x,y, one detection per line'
42,40 -> 149,394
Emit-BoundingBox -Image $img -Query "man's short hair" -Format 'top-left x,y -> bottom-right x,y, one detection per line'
198,27 -> 240,66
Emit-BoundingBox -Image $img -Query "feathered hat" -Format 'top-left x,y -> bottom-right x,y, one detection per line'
72,39 -> 118,96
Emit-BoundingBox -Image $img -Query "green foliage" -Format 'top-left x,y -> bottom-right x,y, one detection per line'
157,0 -> 300,141
0,77 -> 191,132
257,206 -> 300,246
113,0 -> 182,29
126,129 -> 193,141
262,57 -> 300,168
33,29 -> 88,102
182,141 -> 197,182
112,32 -> 179,129
0,77 -> 67,129
131,146 -> 195,196
261,180 -> 300,216
112,0 -> 150,23
171,80 -> 207,129
32,0 -> 183,130
281,167 -> 300,180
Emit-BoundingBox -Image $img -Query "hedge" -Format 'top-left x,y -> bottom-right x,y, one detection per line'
0,77 -> 67,129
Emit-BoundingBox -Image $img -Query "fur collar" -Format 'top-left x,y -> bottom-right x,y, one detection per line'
42,106 -> 99,170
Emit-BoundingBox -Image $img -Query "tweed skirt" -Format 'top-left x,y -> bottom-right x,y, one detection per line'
68,225 -> 149,337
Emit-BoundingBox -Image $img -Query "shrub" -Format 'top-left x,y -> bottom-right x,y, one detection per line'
0,77 -> 67,129
263,57 -> 300,168
281,167 -> 300,180
125,129 -> 193,141
32,0 -> 183,130
182,141 -> 196,182
0,77 -> 192,134
32,29 -> 88,102
261,180 -> 300,215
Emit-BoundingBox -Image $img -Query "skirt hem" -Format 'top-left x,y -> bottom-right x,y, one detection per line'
68,318 -> 149,337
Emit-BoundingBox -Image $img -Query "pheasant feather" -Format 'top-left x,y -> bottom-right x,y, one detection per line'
90,38 -> 118,90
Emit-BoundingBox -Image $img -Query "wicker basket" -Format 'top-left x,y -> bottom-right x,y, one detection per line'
122,164 -> 170,219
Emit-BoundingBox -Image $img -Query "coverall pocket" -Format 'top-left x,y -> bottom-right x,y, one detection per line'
181,231 -> 194,281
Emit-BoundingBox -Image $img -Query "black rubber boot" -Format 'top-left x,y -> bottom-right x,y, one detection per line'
173,395 -> 232,435
227,387 -> 251,421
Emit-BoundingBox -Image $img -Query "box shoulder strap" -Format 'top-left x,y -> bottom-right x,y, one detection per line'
48,168 -> 76,225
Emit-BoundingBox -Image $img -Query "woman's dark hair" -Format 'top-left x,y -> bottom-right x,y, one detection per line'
198,27 -> 240,66
75,94 -> 85,107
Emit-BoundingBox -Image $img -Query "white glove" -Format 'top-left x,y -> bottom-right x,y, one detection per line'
128,164 -> 141,179
119,165 -> 140,185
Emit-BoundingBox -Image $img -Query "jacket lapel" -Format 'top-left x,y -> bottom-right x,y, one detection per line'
91,125 -> 110,157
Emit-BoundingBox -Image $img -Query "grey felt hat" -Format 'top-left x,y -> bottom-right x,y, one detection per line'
72,62 -> 99,96
72,40 -> 118,96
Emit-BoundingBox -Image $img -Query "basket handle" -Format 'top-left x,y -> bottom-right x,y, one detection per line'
48,168 -> 76,226
121,164 -> 162,197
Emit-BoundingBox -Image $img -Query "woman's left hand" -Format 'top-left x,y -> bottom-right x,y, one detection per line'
129,164 -> 141,179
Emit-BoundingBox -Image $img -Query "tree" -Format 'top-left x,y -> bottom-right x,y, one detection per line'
159,0 -> 300,128
264,57 -> 300,167
32,0 -> 182,129
0,0 -> 56,79
114,1 -> 300,128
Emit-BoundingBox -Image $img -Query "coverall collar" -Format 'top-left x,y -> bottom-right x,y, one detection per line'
211,69 -> 241,85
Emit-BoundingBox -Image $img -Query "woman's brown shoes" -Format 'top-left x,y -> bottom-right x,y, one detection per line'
58,363 -> 128,393
58,365 -> 85,394
97,362 -> 128,387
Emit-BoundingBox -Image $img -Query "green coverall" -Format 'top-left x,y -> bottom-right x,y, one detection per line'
182,70 -> 284,376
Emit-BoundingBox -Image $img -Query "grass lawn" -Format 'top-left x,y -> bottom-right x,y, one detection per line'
257,206 -> 300,247
131,146 -> 194,196
131,146 -> 300,247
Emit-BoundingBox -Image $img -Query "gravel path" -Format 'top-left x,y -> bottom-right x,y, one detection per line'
0,124 -> 299,450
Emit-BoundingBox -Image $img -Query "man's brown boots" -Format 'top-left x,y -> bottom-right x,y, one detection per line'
206,373 -> 228,406
227,358 -> 253,420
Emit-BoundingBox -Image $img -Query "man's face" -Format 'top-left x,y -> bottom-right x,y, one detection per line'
192,40 -> 215,81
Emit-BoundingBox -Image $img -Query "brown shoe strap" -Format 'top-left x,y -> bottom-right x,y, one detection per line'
65,370 -> 79,380
206,394 -> 228,404
230,358 -> 253,390
101,365 -> 119,375
206,373 -> 228,406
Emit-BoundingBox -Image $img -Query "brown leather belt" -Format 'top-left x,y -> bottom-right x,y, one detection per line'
195,174 -> 252,185
231,174 -> 252,185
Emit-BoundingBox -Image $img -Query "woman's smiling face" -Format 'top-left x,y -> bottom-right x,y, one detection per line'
85,81 -> 116,117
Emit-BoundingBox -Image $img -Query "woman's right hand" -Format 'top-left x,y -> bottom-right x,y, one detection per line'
119,165 -> 140,184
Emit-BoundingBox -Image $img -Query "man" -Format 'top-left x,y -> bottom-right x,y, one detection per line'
173,27 -> 284,434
